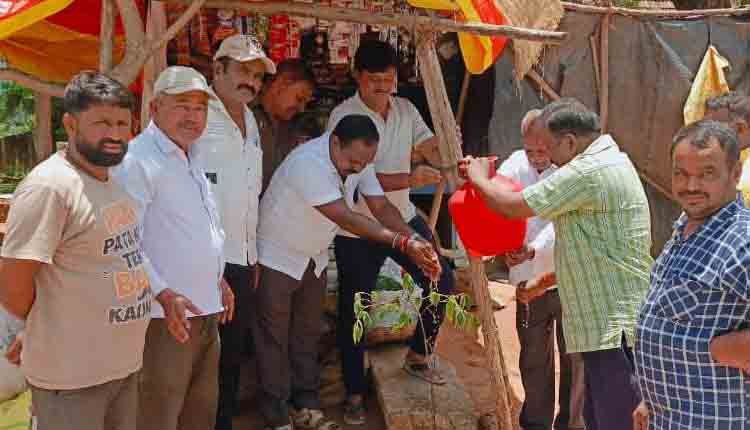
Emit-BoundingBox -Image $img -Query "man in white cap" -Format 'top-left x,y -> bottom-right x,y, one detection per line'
191,34 -> 275,430
112,65 -> 234,430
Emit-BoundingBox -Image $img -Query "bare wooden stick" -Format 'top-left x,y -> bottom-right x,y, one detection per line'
469,257 -> 516,430
141,1 -> 168,130
0,69 -> 64,97
562,1 -> 749,18
599,13 -> 610,133
526,70 -> 560,101
416,32 -> 462,187
33,92 -> 53,162
589,34 -> 601,95
428,69 -> 471,233
100,0 -> 116,73
172,0 -> 567,42
638,170 -> 677,203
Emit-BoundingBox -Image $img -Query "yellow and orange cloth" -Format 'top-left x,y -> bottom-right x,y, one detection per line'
407,0 -> 508,74
0,0 -> 144,86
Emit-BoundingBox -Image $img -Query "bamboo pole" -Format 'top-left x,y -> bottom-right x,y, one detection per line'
416,31 -> 516,430
526,70 -> 560,101
599,12 -> 610,133
100,0 -> 116,73
562,1 -> 749,18
173,0 -> 567,43
33,92 -> 53,162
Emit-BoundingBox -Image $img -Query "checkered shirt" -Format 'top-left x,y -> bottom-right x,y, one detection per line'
634,198 -> 750,429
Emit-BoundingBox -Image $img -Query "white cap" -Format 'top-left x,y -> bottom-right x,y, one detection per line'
153,66 -> 216,98
214,34 -> 276,74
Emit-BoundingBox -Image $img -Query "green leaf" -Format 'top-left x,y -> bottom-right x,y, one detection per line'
353,320 -> 364,344
429,291 -> 440,306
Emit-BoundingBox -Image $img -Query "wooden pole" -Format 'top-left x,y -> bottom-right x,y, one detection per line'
174,0 -> 567,43
599,12 -> 610,133
416,31 -> 516,429
141,1 -> 168,130
525,70 -> 560,101
427,69 -> 471,233
33,92 -> 53,162
562,1 -> 749,18
589,34 -> 601,95
100,0 -> 116,73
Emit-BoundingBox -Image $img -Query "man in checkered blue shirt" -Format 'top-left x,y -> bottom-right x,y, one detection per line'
633,119 -> 750,430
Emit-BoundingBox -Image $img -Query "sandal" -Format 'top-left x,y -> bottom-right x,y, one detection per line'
403,360 -> 447,385
343,401 -> 366,426
292,408 -> 341,430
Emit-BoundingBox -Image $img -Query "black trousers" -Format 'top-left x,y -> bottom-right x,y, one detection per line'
334,215 -> 454,397
215,263 -> 255,430
516,289 -> 585,430
581,334 -> 641,430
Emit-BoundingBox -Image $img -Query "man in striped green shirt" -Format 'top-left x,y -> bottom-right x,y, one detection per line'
463,99 -> 652,430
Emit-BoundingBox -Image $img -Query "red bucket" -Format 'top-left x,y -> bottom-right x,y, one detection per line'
449,157 -> 527,257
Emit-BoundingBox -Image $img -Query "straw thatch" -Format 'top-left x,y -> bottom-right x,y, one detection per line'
496,0 -> 565,80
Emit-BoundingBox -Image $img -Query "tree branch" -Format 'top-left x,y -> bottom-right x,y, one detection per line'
0,69 -> 64,97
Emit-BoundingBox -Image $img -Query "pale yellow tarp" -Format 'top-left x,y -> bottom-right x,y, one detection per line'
683,45 -> 730,126
683,45 -> 750,205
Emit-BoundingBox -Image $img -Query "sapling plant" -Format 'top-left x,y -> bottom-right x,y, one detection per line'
352,272 -> 479,368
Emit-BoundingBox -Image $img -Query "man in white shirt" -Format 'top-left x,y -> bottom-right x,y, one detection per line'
112,66 -> 234,430
254,114 -> 441,430
191,34 -> 275,430
498,110 -> 585,430
326,39 -> 454,424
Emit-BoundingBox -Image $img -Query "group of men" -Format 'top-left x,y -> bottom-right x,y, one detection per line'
0,35 -> 454,430
2,26 -> 749,430
463,92 -> 750,430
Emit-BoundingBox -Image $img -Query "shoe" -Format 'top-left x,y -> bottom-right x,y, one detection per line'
343,401 -> 366,426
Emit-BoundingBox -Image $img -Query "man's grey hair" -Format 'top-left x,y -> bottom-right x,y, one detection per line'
521,109 -> 542,137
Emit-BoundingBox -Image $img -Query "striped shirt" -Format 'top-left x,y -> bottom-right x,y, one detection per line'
635,198 -> 750,429
523,134 -> 653,353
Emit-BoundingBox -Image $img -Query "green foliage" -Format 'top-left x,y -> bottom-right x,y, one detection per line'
0,81 -> 35,139
0,163 -> 30,194
0,81 -> 67,142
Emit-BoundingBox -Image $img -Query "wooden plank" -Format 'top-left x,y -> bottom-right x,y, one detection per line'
370,344 -> 478,430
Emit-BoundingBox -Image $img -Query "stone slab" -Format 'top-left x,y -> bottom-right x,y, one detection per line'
370,344 -> 478,430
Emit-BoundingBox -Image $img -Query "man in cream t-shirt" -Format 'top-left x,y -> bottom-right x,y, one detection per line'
0,72 -> 155,430
254,114 -> 441,430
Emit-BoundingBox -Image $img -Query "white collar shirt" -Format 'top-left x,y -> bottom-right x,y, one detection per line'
326,93 -> 434,237
257,133 -> 384,280
498,150 -> 557,286
193,88 -> 262,266
112,122 -> 225,318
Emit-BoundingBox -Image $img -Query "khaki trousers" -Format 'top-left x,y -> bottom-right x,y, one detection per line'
31,372 -> 138,430
137,315 -> 220,430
